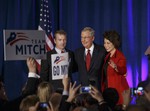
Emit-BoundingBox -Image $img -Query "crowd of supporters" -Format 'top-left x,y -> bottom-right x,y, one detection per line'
0,57 -> 150,111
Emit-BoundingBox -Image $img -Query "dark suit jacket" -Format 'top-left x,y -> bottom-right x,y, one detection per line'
40,48 -> 75,92
74,43 -> 106,90
0,77 -> 39,111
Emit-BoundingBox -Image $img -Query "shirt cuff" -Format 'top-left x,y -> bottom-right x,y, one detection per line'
28,72 -> 40,78
62,90 -> 69,95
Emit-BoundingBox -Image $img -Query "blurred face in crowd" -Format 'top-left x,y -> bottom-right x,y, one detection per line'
0,81 -> 8,101
81,30 -> 94,49
144,83 -> 150,102
54,34 -> 67,50
104,38 -> 115,53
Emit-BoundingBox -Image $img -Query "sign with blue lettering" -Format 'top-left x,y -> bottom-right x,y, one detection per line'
51,53 -> 69,80
3,30 -> 46,60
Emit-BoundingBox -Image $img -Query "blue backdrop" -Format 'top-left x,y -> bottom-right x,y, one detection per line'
0,0 -> 150,100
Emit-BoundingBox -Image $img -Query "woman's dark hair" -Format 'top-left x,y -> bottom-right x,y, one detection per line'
102,88 -> 119,108
72,93 -> 97,110
103,30 -> 120,48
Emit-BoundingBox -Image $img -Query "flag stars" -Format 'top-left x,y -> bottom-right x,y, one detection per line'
39,0 -> 53,39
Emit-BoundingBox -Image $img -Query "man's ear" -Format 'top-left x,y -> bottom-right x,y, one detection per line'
92,36 -> 95,41
54,38 -> 56,44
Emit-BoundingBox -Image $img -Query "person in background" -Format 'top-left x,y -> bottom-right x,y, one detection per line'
19,95 -> 39,111
102,88 -> 119,110
0,57 -> 40,111
59,76 -> 111,111
50,92 -> 62,111
20,94 -> 53,111
37,81 -> 54,102
101,30 -> 129,105
40,30 -> 75,93
144,82 -> 150,102
136,82 -> 150,110
74,27 -> 106,91
126,105 -> 147,111
0,75 -> 8,108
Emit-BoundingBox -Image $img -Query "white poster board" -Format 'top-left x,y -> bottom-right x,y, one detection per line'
3,30 -> 46,60
51,52 -> 69,80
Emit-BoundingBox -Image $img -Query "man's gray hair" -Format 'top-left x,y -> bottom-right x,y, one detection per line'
81,27 -> 95,36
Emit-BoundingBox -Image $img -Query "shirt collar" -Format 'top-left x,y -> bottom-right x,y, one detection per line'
55,47 -> 65,54
85,44 -> 94,55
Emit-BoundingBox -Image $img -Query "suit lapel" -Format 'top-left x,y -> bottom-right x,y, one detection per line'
80,48 -> 87,70
52,49 -> 57,54
89,45 -> 98,71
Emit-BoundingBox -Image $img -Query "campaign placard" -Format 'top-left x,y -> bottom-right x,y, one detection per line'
51,53 -> 69,80
3,30 -> 46,60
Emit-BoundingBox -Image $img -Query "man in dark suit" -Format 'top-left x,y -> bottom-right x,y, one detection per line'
74,27 -> 106,91
0,57 -> 39,111
40,30 -> 75,93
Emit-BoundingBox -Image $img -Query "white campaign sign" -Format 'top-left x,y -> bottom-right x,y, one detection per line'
51,52 -> 69,80
3,30 -> 46,60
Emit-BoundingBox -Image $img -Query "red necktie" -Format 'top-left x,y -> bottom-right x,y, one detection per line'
61,50 -> 64,53
86,50 -> 91,71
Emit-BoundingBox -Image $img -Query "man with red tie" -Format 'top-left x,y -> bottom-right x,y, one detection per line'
74,27 -> 106,91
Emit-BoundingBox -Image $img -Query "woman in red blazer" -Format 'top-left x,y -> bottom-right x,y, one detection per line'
101,30 -> 129,105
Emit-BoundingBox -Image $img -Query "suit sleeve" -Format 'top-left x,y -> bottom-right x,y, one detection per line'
22,77 -> 39,96
116,58 -> 127,75
59,95 -> 71,111
68,52 -> 76,82
40,52 -> 50,81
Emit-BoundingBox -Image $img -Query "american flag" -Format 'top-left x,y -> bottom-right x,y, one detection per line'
36,0 -> 54,73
